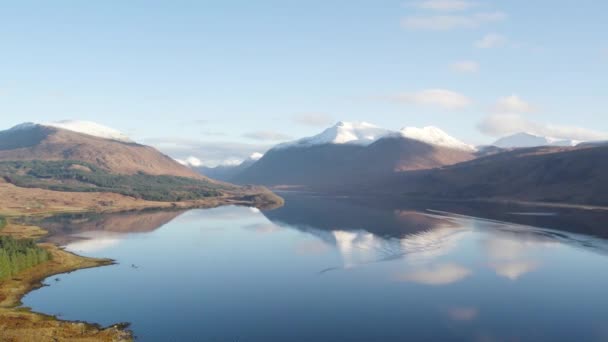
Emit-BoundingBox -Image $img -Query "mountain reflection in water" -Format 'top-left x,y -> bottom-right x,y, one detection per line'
20,193 -> 608,341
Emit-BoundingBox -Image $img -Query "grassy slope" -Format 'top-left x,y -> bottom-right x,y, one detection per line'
0,160 -> 230,201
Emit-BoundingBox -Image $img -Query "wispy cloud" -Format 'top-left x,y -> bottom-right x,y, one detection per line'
478,114 -> 608,141
242,130 -> 293,141
492,95 -> 535,114
409,0 -> 476,11
450,60 -> 479,73
474,33 -> 507,48
142,137 -> 272,167
292,113 -> 334,127
390,89 -> 472,110
478,95 -> 608,141
401,11 -> 506,31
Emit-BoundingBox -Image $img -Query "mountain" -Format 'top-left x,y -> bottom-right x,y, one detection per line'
232,122 -> 476,187
492,132 -> 579,148
0,121 -> 202,178
0,121 -> 283,208
274,121 -> 392,149
371,145 -> 608,207
196,153 -> 263,181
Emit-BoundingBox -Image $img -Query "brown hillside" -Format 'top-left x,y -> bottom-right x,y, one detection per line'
0,125 -> 204,179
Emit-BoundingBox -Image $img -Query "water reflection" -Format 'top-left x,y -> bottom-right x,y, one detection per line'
28,209 -> 186,253
264,193 -> 608,274
19,193 -> 608,342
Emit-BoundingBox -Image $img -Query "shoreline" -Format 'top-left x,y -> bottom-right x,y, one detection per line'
272,189 -> 608,211
0,222 -> 133,341
0,183 -> 282,341
0,180 -> 284,218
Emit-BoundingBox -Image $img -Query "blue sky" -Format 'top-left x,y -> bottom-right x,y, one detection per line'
1,0 -> 606,165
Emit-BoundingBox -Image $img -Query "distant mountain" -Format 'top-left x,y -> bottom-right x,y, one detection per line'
492,132 -> 579,148
0,121 -> 202,178
232,122 -> 476,187
196,153 -> 263,181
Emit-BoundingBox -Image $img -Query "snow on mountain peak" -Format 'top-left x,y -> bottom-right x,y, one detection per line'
44,120 -> 132,142
274,121 -> 392,149
8,122 -> 39,131
273,121 -> 477,151
400,126 -> 476,151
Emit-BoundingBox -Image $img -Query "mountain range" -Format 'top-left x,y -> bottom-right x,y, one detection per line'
195,121 -> 607,206
229,122 -> 477,186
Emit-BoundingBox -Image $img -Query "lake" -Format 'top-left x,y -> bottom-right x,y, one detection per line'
22,194 -> 608,341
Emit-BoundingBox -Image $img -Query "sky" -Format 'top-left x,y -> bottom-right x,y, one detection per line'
0,0 -> 607,166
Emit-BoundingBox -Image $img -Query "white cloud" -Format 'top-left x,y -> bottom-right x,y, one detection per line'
474,33 -> 507,48
401,11 -> 507,31
219,158 -> 243,166
493,95 -> 535,114
478,113 -> 608,141
478,95 -> 608,141
143,137 -> 272,167
292,113 -> 334,127
397,263 -> 472,285
411,0 -> 476,11
242,130 -> 293,141
491,260 -> 540,280
392,89 -> 472,110
450,60 -> 479,73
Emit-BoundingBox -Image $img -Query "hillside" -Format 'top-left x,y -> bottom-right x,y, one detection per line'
373,145 -> 608,206
0,122 -> 284,210
0,123 -> 203,179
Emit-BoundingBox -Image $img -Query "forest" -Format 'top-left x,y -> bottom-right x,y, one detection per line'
0,235 -> 50,280
0,160 -> 228,202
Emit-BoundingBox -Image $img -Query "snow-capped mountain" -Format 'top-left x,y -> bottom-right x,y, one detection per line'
492,132 -> 579,148
232,121 -> 476,187
274,121 -> 392,149
44,120 -> 133,142
274,121 -> 474,151
400,126 -> 476,152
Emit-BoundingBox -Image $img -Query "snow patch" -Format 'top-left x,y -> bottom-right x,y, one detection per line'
175,156 -> 203,167
273,121 -> 476,151
44,120 -> 132,142
250,152 -> 264,161
400,126 -> 476,151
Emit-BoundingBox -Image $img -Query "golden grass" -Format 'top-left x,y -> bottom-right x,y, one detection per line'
0,222 -> 133,341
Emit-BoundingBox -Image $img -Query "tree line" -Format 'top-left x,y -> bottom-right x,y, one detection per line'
0,236 -> 50,280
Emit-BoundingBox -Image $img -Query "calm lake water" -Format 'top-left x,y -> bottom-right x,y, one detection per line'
22,194 -> 608,341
